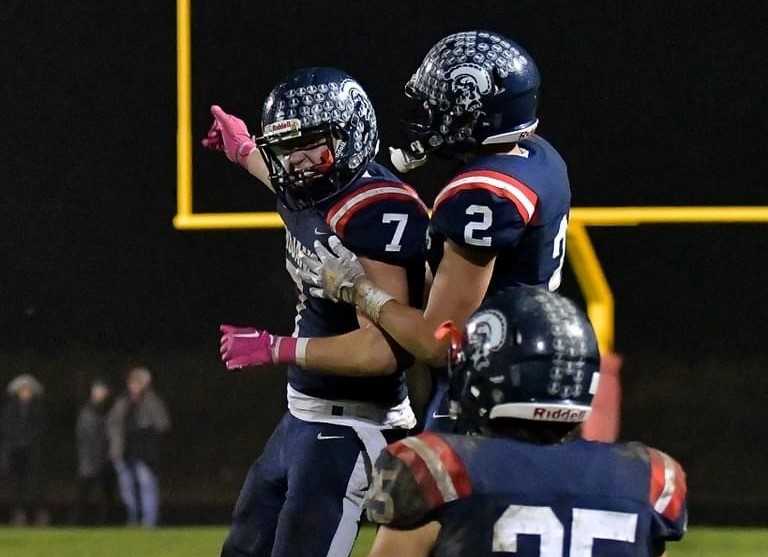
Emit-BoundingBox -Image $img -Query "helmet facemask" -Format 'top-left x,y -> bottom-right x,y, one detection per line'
259,69 -> 379,210
390,82 -> 483,173
256,120 -> 350,211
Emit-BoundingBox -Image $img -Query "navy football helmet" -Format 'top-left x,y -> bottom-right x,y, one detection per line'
256,67 -> 379,210
447,286 -> 600,434
390,31 -> 541,172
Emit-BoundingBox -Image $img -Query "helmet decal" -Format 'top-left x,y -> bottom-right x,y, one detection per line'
341,79 -> 378,169
466,309 -> 507,372
447,64 -> 492,111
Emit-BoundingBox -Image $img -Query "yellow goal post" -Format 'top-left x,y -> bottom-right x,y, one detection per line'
175,0 -> 768,355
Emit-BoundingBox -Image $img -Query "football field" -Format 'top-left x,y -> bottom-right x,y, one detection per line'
0,526 -> 765,556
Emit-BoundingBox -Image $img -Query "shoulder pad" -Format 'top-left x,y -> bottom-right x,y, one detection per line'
325,181 -> 429,263
431,169 -> 536,250
435,169 -> 538,224
365,432 -> 472,529
645,446 -> 687,524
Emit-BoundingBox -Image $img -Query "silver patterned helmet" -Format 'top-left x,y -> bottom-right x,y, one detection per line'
256,67 -> 379,211
390,31 -> 541,172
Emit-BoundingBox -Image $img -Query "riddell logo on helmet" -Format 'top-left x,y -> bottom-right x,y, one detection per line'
264,118 -> 301,137
532,407 -> 587,422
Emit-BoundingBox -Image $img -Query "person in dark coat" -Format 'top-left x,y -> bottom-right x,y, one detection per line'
107,367 -> 171,527
73,379 -> 115,524
1,374 -> 49,526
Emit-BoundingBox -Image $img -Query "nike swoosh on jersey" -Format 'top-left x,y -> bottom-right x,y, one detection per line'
316,433 -> 345,440
431,413 -> 456,420
314,227 -> 329,235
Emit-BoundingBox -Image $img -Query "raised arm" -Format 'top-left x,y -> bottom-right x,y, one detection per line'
201,105 -> 272,189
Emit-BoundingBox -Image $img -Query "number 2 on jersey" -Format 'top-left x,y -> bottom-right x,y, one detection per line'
493,505 -> 637,556
548,215 -> 568,291
464,204 -> 493,247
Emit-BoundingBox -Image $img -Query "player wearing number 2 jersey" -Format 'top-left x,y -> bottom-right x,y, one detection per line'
364,287 -> 687,557
295,31 -> 571,432
428,136 -> 569,294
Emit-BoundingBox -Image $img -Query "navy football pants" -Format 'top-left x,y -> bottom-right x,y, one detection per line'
423,377 -> 457,433
221,412 -> 404,557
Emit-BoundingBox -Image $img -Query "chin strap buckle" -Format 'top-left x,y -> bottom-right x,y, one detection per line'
389,143 -> 428,173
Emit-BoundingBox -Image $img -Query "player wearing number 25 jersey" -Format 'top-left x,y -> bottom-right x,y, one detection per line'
365,287 -> 687,557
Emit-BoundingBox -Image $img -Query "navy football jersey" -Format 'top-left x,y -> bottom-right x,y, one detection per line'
279,161 -> 429,406
429,134 -> 570,294
366,432 -> 687,557
425,135 -> 571,432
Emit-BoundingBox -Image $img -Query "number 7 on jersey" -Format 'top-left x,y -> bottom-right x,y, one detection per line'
382,213 -> 409,252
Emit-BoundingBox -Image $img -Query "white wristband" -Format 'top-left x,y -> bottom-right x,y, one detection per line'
295,337 -> 308,367
354,279 -> 395,323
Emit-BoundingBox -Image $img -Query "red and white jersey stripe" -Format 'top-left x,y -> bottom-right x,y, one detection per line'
325,181 -> 428,237
647,447 -> 687,521
386,432 -> 472,509
434,169 -> 539,224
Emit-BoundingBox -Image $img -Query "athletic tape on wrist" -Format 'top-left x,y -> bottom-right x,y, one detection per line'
295,338 -> 308,367
355,279 -> 395,323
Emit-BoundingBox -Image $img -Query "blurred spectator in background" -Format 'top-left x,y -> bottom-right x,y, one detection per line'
73,379 -> 115,525
107,367 -> 170,527
0,374 -> 49,526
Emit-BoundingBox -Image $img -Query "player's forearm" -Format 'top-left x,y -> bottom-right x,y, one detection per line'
348,277 -> 448,367
244,150 -> 273,189
368,524 -> 440,557
304,326 -> 398,376
373,299 -> 448,368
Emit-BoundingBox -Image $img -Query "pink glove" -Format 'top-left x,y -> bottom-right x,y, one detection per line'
201,105 -> 257,167
219,325 -> 307,370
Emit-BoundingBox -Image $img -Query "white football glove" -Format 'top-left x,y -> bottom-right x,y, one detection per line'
299,236 -> 366,303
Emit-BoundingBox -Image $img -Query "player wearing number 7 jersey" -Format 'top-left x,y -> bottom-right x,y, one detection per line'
204,67 -> 429,557
364,287 -> 687,557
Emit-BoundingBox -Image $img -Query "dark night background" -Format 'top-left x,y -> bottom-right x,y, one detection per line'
1,0 -> 767,524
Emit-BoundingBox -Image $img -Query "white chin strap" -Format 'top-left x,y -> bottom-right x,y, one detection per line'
389,146 -> 428,173
481,119 -> 539,145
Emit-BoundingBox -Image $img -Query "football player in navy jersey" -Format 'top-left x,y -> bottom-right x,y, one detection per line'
364,286 -> 687,557
292,31 -> 584,432
202,68 -> 429,557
